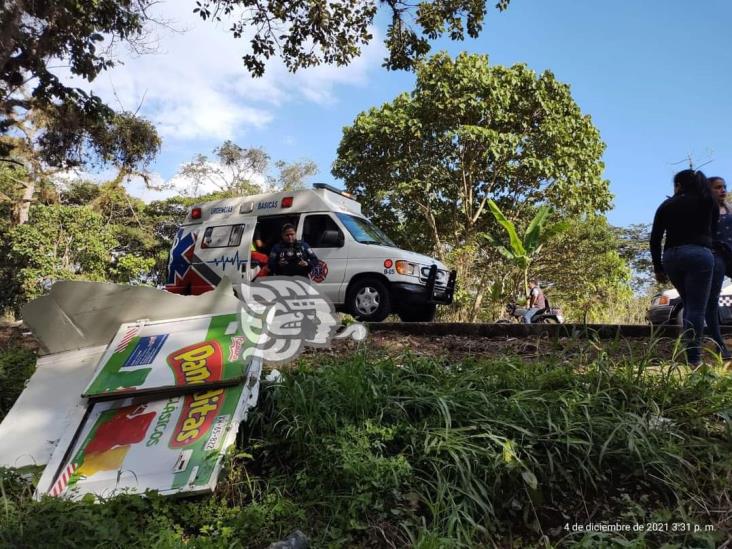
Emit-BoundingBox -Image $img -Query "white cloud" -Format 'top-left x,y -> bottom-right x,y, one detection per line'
58,2 -> 386,141
51,2 -> 387,203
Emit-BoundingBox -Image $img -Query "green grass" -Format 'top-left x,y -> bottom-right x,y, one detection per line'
1,344 -> 731,547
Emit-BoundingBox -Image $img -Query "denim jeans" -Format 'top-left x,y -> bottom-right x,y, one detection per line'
706,253 -> 731,358
662,245 -> 714,364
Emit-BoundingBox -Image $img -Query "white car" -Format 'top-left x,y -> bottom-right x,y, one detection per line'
647,280 -> 732,325
165,184 -> 456,322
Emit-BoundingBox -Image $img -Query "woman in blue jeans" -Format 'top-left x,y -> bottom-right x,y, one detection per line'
650,170 -> 719,365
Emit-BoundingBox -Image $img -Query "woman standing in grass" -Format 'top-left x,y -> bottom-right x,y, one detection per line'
707,176 -> 732,359
650,170 -> 718,366
710,176 -> 732,246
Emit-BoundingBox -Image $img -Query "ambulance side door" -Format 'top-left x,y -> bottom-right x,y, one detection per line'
300,213 -> 348,303
193,220 -> 255,292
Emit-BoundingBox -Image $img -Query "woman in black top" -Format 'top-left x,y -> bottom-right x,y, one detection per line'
650,170 -> 718,365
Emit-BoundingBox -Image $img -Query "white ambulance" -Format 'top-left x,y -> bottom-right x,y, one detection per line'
165,184 -> 456,322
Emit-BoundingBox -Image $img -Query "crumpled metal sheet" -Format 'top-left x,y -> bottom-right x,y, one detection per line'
22,279 -> 241,355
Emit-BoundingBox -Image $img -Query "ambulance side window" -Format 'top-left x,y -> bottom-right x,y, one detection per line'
202,224 -> 245,248
303,214 -> 343,248
254,215 -> 301,254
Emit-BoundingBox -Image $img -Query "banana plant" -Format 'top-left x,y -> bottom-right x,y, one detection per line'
481,200 -> 569,296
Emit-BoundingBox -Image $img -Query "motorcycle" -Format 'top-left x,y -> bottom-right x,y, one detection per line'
496,289 -> 565,324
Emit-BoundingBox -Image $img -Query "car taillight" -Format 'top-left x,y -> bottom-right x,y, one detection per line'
281,196 -> 293,208
191,207 -> 202,219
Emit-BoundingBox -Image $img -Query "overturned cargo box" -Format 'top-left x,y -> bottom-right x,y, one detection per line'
0,280 -> 265,500
36,357 -> 261,500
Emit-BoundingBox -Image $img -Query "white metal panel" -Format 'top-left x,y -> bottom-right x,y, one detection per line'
0,346 -> 106,469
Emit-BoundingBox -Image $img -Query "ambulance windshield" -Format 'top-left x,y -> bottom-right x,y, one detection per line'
336,213 -> 396,247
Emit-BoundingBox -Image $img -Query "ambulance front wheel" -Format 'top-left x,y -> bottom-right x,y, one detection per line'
347,277 -> 391,322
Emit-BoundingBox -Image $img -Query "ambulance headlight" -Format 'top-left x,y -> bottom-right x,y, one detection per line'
396,260 -> 417,276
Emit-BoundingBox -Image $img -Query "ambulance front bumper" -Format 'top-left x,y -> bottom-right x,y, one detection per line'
392,267 -> 456,305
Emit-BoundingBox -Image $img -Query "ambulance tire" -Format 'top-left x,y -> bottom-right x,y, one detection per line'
347,277 -> 391,322
398,304 -> 436,322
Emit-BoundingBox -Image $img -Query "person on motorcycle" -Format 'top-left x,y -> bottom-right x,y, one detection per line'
268,223 -> 320,277
523,279 -> 547,323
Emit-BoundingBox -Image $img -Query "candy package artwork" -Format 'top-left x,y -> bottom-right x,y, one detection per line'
83,313 -> 254,400
36,355 -> 262,500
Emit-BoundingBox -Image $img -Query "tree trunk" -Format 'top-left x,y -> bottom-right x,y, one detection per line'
14,179 -> 34,225
470,285 -> 486,322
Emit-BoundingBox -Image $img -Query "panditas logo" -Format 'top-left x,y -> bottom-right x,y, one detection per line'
166,342 -> 226,448
170,388 -> 225,448
167,341 -> 224,385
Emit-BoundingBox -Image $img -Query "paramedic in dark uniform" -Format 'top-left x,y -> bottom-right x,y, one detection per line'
268,223 -> 320,277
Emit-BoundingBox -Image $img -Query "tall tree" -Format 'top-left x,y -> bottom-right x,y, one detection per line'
275,159 -> 318,192
0,1 -> 156,162
333,52 -> 611,319
196,0 -> 514,76
1,107 -> 160,225
176,141 -> 317,197
333,52 -> 611,258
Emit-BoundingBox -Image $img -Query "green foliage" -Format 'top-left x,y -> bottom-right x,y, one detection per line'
275,159 -> 318,192
240,351 -> 732,546
535,215 -> 634,322
109,254 -> 156,285
614,223 -> 656,293
333,52 -> 614,320
1,346 -> 731,546
1,2 -> 155,163
485,199 -> 527,263
5,204 -> 116,311
0,346 -> 36,421
92,113 -> 161,174
196,1 -> 514,76
1,182 -> 246,316
334,52 -> 611,250
482,200 -> 569,295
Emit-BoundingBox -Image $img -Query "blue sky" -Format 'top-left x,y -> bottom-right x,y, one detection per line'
79,0 -> 732,227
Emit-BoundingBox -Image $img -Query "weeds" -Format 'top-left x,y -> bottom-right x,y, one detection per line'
0,343 -> 730,547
